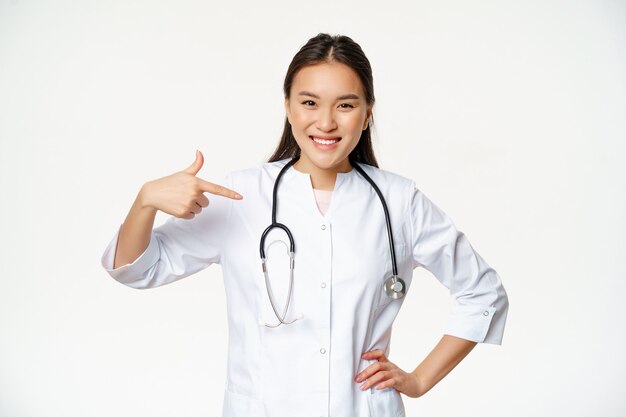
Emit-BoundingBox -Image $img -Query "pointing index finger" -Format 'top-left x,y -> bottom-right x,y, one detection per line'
197,178 -> 243,200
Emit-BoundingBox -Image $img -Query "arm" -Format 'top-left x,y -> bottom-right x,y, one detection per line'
411,334 -> 477,396
113,152 -> 207,270
101,151 -> 244,289
355,183 -> 508,396
410,183 -> 509,344
357,334 -> 476,398
113,187 -> 157,269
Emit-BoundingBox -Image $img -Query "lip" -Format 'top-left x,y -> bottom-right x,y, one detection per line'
309,135 -> 341,150
310,135 -> 341,140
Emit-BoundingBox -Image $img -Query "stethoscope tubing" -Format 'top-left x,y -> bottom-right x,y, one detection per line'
259,156 -> 404,327
259,157 -> 299,259
350,161 -> 398,277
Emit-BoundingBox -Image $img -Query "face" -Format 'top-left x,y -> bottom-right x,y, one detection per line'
284,61 -> 372,174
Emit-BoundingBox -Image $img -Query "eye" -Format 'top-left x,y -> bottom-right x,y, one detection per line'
301,100 -> 316,107
339,103 -> 355,109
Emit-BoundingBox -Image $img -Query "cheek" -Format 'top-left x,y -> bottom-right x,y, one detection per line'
341,114 -> 365,134
289,118 -> 310,145
291,110 -> 313,128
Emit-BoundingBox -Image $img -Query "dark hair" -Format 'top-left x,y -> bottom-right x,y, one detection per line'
267,33 -> 378,168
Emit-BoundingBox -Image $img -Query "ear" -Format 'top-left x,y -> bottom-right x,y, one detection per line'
284,97 -> 291,124
363,106 -> 372,130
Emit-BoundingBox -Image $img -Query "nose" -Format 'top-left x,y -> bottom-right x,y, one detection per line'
316,107 -> 337,132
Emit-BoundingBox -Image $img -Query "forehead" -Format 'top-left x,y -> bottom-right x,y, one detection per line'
291,62 -> 365,98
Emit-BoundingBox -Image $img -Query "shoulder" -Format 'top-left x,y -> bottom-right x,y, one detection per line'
353,162 -> 416,193
225,159 -> 290,183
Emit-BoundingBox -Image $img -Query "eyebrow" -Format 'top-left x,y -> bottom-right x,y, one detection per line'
297,90 -> 360,100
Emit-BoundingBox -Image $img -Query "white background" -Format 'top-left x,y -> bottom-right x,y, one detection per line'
1,0 -> 625,416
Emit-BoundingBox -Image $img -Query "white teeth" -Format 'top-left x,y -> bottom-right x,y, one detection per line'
310,136 -> 340,145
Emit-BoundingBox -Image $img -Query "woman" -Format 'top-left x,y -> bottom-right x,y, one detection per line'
101,33 -> 509,417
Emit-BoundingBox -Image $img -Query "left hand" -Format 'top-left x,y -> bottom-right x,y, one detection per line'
355,350 -> 426,398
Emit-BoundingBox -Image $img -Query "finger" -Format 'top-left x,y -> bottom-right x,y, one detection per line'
181,211 -> 195,220
196,194 -> 210,208
183,150 -> 204,176
355,361 -> 384,382
359,370 -> 390,391
190,202 -> 202,214
373,376 -> 397,391
362,350 -> 387,361
196,178 -> 243,200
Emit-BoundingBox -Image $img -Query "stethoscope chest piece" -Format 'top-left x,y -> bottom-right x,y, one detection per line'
384,275 -> 407,299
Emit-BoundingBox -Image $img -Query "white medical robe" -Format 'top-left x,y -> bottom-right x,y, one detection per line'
101,158 -> 509,417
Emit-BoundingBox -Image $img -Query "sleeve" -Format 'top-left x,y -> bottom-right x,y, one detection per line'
409,182 -> 509,345
100,174 -> 235,290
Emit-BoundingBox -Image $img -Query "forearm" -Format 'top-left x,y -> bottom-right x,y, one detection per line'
113,186 -> 158,269
412,334 -> 477,395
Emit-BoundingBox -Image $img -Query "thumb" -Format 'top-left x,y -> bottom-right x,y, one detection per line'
183,150 -> 204,176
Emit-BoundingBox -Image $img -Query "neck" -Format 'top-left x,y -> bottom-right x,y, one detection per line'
293,157 -> 352,191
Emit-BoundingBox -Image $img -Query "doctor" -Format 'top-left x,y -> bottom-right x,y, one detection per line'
101,33 -> 508,417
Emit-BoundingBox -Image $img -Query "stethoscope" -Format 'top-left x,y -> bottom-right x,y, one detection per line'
259,156 -> 406,327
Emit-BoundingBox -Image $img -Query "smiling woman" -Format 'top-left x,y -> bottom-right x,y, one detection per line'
101,32 -> 508,417
283,61 -> 372,190
269,34 -> 379,188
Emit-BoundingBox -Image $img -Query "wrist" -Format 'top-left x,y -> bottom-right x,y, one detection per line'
137,182 -> 157,212
411,369 -> 432,397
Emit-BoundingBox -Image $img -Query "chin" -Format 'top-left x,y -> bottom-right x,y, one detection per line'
314,158 -> 348,171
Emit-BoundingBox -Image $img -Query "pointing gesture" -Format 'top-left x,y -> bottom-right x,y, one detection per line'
140,150 -> 243,220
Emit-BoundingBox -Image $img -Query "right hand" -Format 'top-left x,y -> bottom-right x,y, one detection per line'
140,150 -> 243,219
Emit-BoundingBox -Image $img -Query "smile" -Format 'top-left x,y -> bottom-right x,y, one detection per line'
310,136 -> 341,145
